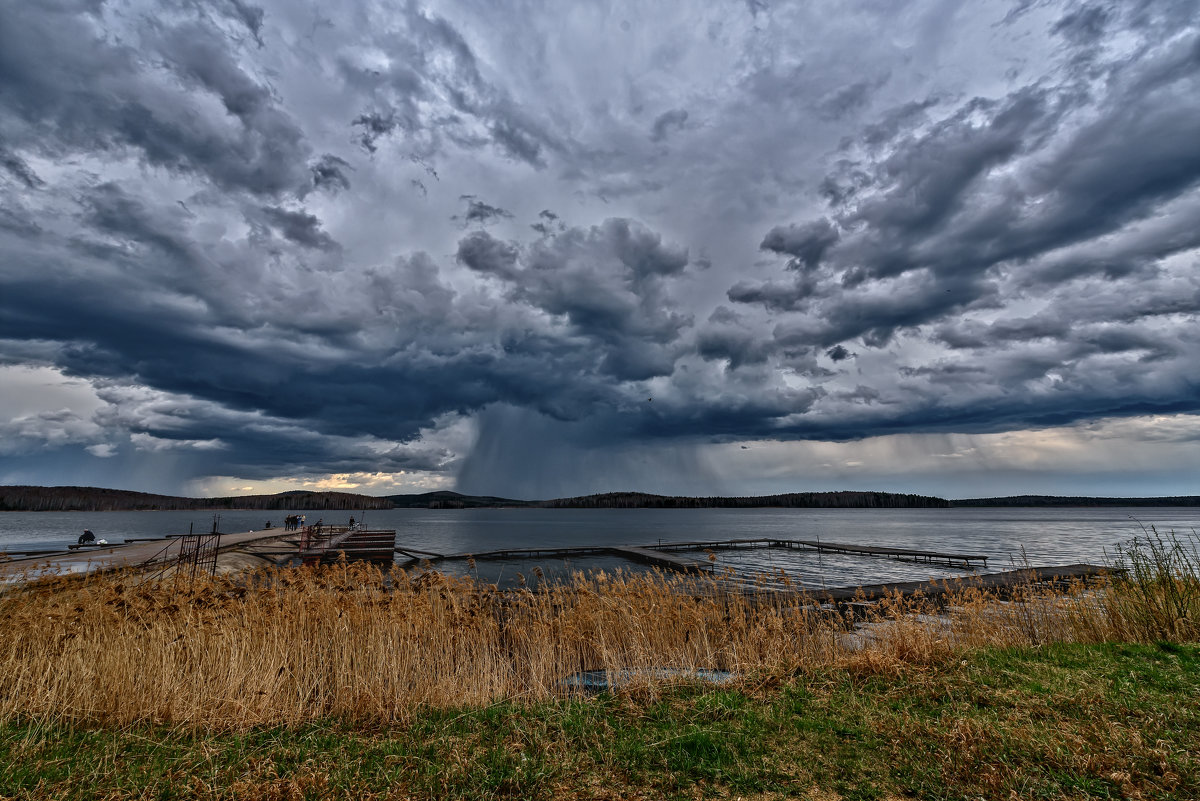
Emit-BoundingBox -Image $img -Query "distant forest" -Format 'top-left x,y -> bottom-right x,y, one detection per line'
534,491 -> 949,509
2,486 -> 1197,512
0,486 -> 393,513
950,495 -> 1200,507
1,486 -> 947,511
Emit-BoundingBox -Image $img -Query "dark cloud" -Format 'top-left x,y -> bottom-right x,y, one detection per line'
455,219 -> 694,381
696,328 -> 772,369
259,206 -> 340,251
1,0 -> 1199,495
530,209 -> 564,236
735,24 -> 1200,353
760,218 -> 839,269
490,116 -> 545,166
341,5 -> 557,169
0,147 -> 44,189
0,3 -> 315,199
456,230 -> 520,279
858,97 -> 940,148
650,108 -> 689,142
456,196 -> 514,226
222,0 -> 267,46
726,277 -> 818,311
309,154 -> 352,193
352,112 -> 399,154
1052,3 -> 1110,45
818,78 -> 885,120
825,345 -> 852,362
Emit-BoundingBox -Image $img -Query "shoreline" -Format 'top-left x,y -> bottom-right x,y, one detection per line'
8,484 -> 1200,513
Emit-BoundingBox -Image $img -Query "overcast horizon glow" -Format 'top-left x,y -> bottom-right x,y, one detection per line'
1,0 -> 1199,500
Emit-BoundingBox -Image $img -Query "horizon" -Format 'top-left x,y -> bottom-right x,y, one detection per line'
2,1 -> 1199,499
6,483 -> 1200,504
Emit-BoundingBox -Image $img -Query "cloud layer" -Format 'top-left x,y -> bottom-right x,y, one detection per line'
1,0 -> 1198,495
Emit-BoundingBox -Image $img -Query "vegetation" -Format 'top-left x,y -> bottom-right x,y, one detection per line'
535,490 -> 950,509
0,486 -> 394,512
7,484 -> 1200,511
3,485 -> 952,511
0,529 -> 1197,798
387,490 -> 534,509
1,641 -> 1196,800
950,494 -> 1200,507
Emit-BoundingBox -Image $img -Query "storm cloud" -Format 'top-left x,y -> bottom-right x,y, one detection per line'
1,0 -> 1199,497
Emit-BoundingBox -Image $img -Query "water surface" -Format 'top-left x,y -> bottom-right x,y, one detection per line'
2,507 -> 1195,588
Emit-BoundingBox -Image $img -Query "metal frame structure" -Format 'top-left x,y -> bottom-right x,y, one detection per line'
174,516 -> 222,583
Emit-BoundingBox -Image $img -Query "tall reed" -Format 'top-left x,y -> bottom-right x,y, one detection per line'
1,533 -> 1196,730
1103,526 -> 1200,642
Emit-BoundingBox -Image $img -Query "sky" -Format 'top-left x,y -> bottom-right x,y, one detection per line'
1,0 -> 1199,500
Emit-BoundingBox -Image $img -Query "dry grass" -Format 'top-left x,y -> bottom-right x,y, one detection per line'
1,533 -> 1197,730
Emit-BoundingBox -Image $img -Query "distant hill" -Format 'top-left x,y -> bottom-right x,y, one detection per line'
0,486 -> 393,512
387,490 -> 949,509
534,491 -> 950,509
950,495 -> 1200,507
3,486 -> 1198,512
386,490 -> 533,509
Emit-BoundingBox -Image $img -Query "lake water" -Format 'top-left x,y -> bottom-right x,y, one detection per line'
3,506 -> 1197,589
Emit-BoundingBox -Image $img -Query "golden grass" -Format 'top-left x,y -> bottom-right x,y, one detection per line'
0,552 -> 1195,730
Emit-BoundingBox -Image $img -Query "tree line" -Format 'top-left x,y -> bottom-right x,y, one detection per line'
535,491 -> 951,509
0,486 -> 394,512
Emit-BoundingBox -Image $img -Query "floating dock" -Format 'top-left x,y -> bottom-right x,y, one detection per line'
297,527 -> 397,564
807,562 -> 1109,603
744,563 -> 1114,609
422,544 -> 715,573
421,538 -> 987,573
647,538 -> 988,569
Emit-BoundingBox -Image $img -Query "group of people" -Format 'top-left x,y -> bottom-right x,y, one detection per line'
281,514 -> 359,531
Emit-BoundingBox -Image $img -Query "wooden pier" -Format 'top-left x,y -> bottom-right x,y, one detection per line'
418,538 -> 987,573
612,546 -> 713,573
298,527 -> 396,564
647,538 -> 988,569
787,563 -> 1111,605
425,544 -> 713,573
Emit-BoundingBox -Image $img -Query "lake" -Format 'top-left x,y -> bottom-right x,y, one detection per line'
3,506 -> 1196,589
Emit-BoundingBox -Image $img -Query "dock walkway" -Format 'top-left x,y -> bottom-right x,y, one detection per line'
0,528 -> 288,581
648,538 -> 988,568
298,527 -> 397,564
787,563 -> 1109,604
611,546 -> 712,573
423,538 -> 986,572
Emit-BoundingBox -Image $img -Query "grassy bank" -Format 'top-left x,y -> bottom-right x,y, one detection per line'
1,641 -> 1197,799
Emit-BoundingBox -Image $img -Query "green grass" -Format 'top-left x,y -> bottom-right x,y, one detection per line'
2,642 -> 1197,800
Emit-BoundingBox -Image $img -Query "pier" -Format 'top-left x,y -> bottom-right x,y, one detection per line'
645,538 -> 988,569
415,544 -> 714,573
0,527 -> 288,581
298,527 -> 397,564
419,538 -> 988,572
791,563 -> 1110,605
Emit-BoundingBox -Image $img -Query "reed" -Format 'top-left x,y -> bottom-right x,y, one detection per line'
1,534 -> 1196,730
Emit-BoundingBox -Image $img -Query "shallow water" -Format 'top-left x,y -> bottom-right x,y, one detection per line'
2,506 -> 1196,588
